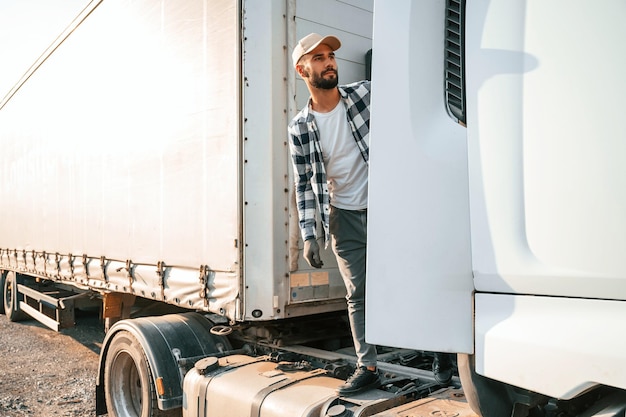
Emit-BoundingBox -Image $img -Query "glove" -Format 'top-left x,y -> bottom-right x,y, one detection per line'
303,238 -> 323,268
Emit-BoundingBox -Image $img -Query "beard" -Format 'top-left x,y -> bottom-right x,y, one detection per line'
308,68 -> 339,89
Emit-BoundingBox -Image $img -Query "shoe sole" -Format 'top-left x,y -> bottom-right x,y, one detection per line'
434,376 -> 452,385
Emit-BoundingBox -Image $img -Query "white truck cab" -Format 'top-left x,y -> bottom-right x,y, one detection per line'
367,1 -> 626,415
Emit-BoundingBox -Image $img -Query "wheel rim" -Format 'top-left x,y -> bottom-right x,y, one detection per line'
108,350 -> 144,417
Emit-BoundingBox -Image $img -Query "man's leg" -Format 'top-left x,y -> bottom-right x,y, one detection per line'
330,206 -> 379,394
432,352 -> 455,385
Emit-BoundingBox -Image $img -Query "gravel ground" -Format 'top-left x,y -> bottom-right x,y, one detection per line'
0,310 -> 105,417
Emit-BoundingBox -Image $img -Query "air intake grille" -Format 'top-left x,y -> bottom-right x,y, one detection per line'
445,0 -> 466,124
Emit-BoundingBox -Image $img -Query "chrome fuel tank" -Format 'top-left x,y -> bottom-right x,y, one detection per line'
183,355 -> 342,417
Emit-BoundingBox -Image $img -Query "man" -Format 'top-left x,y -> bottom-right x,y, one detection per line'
288,33 -> 377,395
288,33 -> 453,395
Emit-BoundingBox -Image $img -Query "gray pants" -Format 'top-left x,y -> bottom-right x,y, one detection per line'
330,206 -> 377,368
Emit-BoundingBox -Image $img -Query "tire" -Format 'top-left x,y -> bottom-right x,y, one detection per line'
458,353 -> 513,417
3,271 -> 28,322
458,353 -> 548,417
0,271 -> 6,314
104,330 -> 180,417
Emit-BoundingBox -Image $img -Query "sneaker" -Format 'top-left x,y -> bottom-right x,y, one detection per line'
337,366 -> 381,395
432,352 -> 454,385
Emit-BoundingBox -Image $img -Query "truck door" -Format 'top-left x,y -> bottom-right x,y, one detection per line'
366,0 -> 473,354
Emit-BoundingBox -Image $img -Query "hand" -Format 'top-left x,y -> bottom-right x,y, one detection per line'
303,238 -> 323,268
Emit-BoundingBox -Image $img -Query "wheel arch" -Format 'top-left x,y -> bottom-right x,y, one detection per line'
96,311 -> 231,415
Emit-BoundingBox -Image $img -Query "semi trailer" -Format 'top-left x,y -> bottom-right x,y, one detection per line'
1,0 -> 625,416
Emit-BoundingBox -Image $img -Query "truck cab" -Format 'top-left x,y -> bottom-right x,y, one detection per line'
367,1 -> 626,415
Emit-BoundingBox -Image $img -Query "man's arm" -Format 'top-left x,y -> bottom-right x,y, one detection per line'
287,125 -> 317,242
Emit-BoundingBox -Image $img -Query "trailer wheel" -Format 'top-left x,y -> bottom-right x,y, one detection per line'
0,271 -> 6,314
3,271 -> 27,322
104,330 -> 179,417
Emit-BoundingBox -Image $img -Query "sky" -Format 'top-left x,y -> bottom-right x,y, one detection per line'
0,0 -> 88,99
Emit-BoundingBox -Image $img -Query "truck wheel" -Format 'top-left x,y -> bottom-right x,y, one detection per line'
104,330 -> 179,417
457,353 -> 514,417
3,271 -> 27,322
458,353 -> 549,416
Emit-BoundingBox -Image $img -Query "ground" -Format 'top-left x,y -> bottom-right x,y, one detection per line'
0,310 -> 104,417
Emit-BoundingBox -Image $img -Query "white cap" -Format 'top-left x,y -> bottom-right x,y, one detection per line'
292,33 -> 341,68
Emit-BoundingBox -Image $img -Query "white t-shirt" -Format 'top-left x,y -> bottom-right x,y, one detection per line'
311,102 -> 368,210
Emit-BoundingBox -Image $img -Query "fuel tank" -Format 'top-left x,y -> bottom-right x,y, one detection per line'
182,354 -> 343,417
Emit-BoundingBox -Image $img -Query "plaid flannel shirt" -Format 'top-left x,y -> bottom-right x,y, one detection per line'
288,80 -> 371,246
